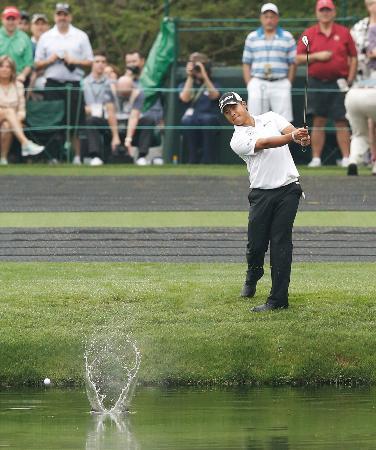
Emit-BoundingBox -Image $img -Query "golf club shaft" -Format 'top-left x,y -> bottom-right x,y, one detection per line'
303,45 -> 309,129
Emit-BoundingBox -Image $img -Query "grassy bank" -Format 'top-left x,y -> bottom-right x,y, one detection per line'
1,262 -> 375,387
0,164 -> 371,177
0,211 -> 375,228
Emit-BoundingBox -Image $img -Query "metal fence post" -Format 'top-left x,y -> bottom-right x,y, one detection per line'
65,83 -> 72,163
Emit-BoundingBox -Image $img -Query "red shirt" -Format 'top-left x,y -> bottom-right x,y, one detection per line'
297,23 -> 357,80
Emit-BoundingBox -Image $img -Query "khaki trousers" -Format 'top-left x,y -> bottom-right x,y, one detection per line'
345,88 -> 376,164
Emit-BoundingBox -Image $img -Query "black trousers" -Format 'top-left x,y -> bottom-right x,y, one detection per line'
45,79 -> 85,136
86,116 -> 109,158
119,116 -> 156,158
246,181 -> 302,307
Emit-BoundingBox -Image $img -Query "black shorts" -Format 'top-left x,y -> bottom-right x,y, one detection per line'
307,77 -> 347,121
44,78 -> 85,135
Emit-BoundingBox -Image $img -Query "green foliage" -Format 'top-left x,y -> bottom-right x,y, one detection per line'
12,0 -> 366,66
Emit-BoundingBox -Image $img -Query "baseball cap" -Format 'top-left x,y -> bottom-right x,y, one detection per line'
20,10 -> 30,21
2,6 -> 21,19
260,3 -> 279,15
219,92 -> 243,114
316,0 -> 335,11
31,13 -> 48,24
55,2 -> 71,13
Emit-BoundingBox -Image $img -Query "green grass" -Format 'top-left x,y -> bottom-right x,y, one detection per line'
1,262 -> 375,387
0,163 -> 372,177
0,211 -> 374,228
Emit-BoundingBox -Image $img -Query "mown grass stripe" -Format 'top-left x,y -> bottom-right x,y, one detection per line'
0,164 -> 372,177
0,211 -> 375,228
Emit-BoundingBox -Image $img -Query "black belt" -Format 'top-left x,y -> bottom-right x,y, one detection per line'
255,77 -> 286,82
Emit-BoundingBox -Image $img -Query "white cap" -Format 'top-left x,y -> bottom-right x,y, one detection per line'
261,3 -> 279,15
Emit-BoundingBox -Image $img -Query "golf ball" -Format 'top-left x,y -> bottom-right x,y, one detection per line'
43,378 -> 51,385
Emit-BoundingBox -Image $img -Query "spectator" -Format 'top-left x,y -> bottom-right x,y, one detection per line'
345,84 -> 376,176
28,14 -> 50,97
104,64 -> 120,82
242,3 -> 296,121
346,0 -> 376,176
125,49 -> 164,164
125,50 -> 163,123
179,52 -> 221,164
30,14 -> 49,57
0,6 -> 33,84
34,2 -> 93,165
296,0 -> 357,168
19,11 -> 30,34
0,56 -> 44,165
124,51 -> 145,80
114,75 -> 154,165
104,63 -> 120,98
83,50 -> 120,166
351,0 -> 376,79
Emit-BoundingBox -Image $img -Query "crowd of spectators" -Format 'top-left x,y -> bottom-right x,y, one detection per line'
241,0 -> 376,175
0,1 -> 375,174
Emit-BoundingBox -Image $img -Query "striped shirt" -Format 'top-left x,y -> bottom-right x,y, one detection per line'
242,27 -> 296,80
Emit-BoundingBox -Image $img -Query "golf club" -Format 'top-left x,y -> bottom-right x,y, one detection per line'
301,35 -> 310,151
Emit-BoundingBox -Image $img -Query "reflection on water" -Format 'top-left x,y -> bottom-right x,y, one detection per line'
1,386 -> 376,449
86,412 -> 139,450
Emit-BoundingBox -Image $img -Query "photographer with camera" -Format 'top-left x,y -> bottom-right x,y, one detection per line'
124,50 -> 164,164
179,52 -> 221,164
34,3 -> 93,165
124,50 -> 163,123
124,51 -> 144,81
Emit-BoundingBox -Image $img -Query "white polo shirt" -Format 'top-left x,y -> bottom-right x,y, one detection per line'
35,24 -> 93,82
230,111 -> 299,189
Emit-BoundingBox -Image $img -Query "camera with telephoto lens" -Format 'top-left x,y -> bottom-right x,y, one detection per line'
126,66 -> 141,76
192,62 -> 211,75
113,144 -> 127,156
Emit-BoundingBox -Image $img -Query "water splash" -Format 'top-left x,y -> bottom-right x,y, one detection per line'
84,333 -> 141,414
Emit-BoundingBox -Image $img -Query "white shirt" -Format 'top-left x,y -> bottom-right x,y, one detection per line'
230,111 -> 299,189
35,24 -> 93,82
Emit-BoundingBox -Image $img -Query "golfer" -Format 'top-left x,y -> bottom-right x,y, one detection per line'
219,92 -> 310,312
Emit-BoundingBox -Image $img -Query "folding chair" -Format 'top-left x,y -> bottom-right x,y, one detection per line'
25,99 -> 66,161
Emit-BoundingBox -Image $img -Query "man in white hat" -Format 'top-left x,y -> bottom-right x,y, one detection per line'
219,91 -> 310,312
242,3 -> 296,121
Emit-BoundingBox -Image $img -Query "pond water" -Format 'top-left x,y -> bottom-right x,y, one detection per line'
1,386 -> 376,449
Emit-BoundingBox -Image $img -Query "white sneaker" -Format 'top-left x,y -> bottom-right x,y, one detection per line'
135,157 -> 149,166
340,157 -> 350,168
72,156 -> 82,165
48,158 -> 58,165
372,162 -> 376,176
152,157 -> 164,165
22,140 -> 44,157
0,158 -> 8,165
307,157 -> 321,168
90,157 -> 104,166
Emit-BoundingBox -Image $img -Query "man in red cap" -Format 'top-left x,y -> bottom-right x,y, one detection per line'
0,6 -> 33,83
296,0 -> 357,169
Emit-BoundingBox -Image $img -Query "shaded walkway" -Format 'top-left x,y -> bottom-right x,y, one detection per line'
0,227 -> 374,262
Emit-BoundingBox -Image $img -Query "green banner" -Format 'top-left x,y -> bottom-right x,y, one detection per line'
139,18 -> 176,112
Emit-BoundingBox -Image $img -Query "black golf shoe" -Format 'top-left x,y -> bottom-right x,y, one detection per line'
251,303 -> 288,312
240,282 -> 257,298
347,163 -> 358,176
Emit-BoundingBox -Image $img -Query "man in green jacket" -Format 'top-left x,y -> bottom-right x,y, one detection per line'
0,6 -> 33,83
